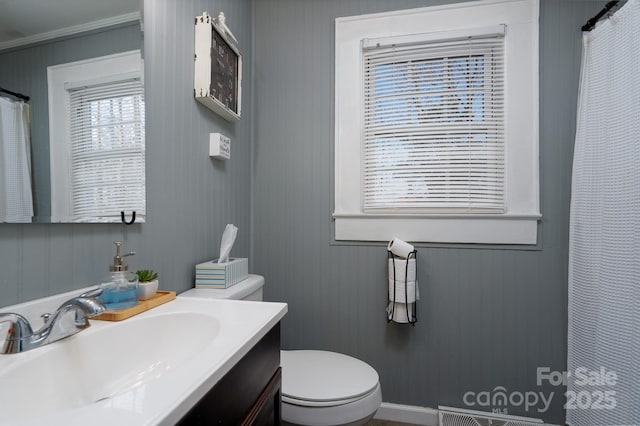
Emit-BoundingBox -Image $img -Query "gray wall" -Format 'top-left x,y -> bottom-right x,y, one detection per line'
0,0 -> 253,305
0,23 -> 142,220
252,0 -> 602,423
0,0 -> 607,423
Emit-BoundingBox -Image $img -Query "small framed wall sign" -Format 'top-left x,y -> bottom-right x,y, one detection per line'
194,11 -> 242,121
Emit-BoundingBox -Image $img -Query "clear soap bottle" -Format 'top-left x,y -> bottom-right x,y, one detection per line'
99,241 -> 139,310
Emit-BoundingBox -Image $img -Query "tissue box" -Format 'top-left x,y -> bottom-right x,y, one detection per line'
195,258 -> 248,288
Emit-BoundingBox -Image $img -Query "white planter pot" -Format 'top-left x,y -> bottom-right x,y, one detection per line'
138,279 -> 159,300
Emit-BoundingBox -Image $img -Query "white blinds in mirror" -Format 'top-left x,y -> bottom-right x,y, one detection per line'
67,77 -> 145,222
362,28 -> 505,213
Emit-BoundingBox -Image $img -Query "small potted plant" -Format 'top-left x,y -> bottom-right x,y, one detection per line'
135,269 -> 159,300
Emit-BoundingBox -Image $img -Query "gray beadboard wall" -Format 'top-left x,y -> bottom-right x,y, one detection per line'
252,0 -> 603,423
0,22 -> 142,220
0,0 -> 607,423
0,0 -> 253,306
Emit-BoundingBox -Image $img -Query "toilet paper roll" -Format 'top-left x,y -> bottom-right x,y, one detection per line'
388,279 -> 419,303
387,302 -> 416,323
387,238 -> 414,258
388,258 -> 416,282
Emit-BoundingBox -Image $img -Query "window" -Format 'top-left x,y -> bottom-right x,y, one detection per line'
334,0 -> 540,244
48,51 -> 145,223
67,78 -> 145,222
363,27 -> 505,213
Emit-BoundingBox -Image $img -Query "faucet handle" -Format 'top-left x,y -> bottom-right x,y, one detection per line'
78,287 -> 104,299
0,313 -> 33,354
40,313 -> 52,323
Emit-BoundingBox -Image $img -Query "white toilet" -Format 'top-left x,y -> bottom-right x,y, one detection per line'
180,274 -> 382,426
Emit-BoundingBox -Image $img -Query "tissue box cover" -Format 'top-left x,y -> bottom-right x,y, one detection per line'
195,258 -> 248,288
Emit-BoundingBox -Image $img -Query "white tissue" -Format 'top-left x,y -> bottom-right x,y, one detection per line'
388,280 -> 419,303
218,224 -> 238,264
387,302 -> 416,323
388,258 -> 416,282
387,238 -> 414,258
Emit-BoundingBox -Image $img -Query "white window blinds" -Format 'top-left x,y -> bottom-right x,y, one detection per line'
362,27 -> 505,213
67,77 -> 145,222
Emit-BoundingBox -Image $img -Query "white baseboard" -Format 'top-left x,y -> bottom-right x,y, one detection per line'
373,402 -> 439,425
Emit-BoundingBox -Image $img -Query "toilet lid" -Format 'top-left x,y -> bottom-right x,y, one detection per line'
281,350 -> 379,403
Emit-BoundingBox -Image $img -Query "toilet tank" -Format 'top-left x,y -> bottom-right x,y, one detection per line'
180,274 -> 264,301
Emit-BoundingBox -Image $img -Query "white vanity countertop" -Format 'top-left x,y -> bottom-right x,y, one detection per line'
0,292 -> 287,425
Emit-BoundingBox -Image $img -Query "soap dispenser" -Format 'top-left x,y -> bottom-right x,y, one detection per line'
99,241 -> 139,310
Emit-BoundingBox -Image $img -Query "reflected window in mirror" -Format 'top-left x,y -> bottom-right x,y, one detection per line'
48,50 -> 145,223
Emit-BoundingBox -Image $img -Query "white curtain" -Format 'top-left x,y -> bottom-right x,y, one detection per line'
0,96 -> 33,222
568,0 -> 640,424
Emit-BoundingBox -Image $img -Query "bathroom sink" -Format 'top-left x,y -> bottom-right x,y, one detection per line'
0,292 -> 287,425
0,313 -> 217,424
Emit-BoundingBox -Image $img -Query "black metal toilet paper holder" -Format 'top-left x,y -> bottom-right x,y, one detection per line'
387,250 -> 418,325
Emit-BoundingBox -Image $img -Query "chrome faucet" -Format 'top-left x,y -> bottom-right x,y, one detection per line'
0,288 -> 106,354
0,313 -> 32,354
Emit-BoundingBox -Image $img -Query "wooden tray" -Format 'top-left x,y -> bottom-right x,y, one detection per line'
93,290 -> 176,321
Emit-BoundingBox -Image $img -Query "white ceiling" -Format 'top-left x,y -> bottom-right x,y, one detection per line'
0,0 -> 140,49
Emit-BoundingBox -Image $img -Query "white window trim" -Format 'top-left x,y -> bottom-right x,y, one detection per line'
334,0 -> 540,244
47,50 -> 143,223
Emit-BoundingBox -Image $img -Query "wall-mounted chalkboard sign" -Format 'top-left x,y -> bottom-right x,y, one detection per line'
194,11 -> 242,121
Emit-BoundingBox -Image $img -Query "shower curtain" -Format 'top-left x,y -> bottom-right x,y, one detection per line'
0,96 -> 33,222
568,0 -> 640,424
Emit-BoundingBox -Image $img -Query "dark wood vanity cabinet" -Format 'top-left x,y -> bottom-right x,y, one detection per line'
178,323 -> 281,425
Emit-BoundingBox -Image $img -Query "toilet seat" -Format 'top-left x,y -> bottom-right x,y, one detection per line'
282,385 -> 379,407
281,350 -> 379,407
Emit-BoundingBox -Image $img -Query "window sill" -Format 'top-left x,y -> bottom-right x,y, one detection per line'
333,213 -> 541,244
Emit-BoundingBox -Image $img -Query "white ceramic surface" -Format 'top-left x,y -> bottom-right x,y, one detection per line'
281,350 -> 379,403
137,279 -> 159,300
181,274 -> 265,301
0,291 -> 287,426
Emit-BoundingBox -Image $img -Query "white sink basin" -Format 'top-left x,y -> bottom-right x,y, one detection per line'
0,290 -> 287,426
1,313 -> 217,423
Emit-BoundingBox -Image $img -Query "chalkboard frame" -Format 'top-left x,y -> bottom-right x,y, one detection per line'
194,12 -> 242,122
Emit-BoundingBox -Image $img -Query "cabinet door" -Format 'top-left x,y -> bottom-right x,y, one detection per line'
241,367 -> 281,426
178,324 -> 280,425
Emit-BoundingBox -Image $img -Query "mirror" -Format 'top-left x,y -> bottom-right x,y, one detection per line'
0,0 -> 144,223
